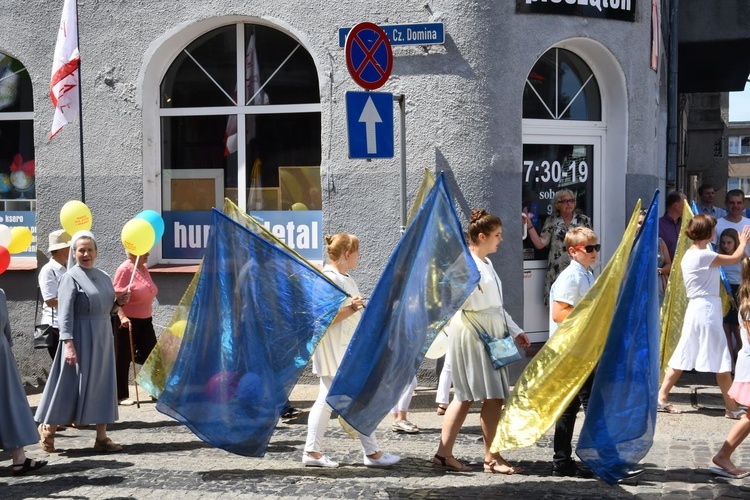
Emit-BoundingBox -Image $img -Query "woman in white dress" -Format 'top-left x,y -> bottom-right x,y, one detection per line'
433,210 -> 531,473
658,215 -> 750,417
302,233 -> 400,469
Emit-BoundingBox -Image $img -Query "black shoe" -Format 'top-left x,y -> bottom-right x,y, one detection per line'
552,461 -> 595,478
281,406 -> 301,419
618,468 -> 646,482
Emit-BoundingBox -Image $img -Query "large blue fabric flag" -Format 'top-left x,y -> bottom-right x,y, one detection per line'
576,192 -> 661,484
326,174 -> 480,435
157,209 -> 348,457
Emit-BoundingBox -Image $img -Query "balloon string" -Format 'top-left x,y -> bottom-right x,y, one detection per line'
127,255 -> 140,290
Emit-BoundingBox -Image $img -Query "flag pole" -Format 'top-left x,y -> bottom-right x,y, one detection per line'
74,0 -> 85,202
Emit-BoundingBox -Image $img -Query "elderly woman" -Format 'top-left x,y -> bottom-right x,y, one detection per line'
526,189 -> 592,305
36,231 -> 130,453
112,251 -> 158,405
1,289 -> 48,475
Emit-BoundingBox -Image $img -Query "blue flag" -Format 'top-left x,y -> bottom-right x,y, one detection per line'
576,192 -> 661,484
326,174 -> 480,435
157,209 -> 348,457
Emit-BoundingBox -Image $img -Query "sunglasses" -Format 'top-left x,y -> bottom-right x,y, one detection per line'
574,244 -> 600,253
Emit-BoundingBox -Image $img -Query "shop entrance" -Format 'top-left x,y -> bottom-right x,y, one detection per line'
520,47 -> 605,342
522,132 -> 603,342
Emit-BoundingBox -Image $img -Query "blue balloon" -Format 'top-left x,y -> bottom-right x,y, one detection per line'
135,210 -> 165,243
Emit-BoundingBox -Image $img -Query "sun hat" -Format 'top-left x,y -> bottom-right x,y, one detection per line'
48,229 -> 71,253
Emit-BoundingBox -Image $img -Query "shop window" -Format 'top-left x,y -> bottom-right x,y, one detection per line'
729,136 -> 750,156
159,24 -> 322,263
0,52 -> 36,266
523,48 -> 601,121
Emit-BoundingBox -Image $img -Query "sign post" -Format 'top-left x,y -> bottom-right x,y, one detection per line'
344,22 -> 408,231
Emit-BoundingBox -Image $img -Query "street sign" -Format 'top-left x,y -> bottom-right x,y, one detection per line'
346,91 -> 394,159
345,22 -> 393,90
338,23 -> 445,47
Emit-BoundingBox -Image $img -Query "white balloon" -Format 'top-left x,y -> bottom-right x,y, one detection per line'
0,224 -> 11,248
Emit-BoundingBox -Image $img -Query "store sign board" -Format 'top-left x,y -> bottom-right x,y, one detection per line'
163,210 -> 323,261
338,23 -> 445,47
517,0 -> 636,22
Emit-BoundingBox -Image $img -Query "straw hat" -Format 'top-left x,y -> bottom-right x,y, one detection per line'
48,229 -> 71,252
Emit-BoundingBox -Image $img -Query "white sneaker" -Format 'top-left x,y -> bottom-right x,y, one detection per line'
302,453 -> 339,468
363,451 -> 401,467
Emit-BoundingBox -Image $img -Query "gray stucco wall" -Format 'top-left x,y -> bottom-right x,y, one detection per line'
0,1 -> 666,384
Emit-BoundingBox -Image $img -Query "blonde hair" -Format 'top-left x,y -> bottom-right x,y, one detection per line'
739,258 -> 750,323
564,227 -> 597,249
324,233 -> 359,263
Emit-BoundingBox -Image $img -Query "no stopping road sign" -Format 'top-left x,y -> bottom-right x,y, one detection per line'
345,22 -> 393,90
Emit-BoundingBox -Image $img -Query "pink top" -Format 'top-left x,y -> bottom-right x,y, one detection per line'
113,259 -> 158,319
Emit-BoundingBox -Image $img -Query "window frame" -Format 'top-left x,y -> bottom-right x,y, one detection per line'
145,20 -> 323,265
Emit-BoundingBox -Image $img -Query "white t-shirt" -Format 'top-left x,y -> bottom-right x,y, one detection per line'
714,217 -> 750,257
548,260 -> 593,337
681,248 -> 719,298
38,259 -> 66,327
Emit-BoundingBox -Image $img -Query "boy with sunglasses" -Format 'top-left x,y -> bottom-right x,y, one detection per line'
548,226 -> 599,478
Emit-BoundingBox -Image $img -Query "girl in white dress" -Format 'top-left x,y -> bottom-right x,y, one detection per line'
433,210 -> 531,473
657,215 -> 750,418
302,233 -> 400,468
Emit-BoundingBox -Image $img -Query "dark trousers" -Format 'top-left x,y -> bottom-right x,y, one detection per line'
553,372 -> 594,466
114,316 -> 157,401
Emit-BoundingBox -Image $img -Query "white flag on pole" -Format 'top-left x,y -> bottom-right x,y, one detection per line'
50,0 -> 80,139
223,33 -> 269,156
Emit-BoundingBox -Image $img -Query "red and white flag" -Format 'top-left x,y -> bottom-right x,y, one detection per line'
224,34 -> 269,156
49,0 -> 80,139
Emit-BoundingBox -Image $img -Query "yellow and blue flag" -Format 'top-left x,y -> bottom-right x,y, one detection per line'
576,193 -> 661,484
156,209 -> 348,456
326,174 -> 480,435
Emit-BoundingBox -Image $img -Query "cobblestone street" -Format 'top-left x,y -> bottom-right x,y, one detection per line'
3,372 -> 750,499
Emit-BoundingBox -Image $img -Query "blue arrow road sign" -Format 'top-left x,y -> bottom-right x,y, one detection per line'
346,91 -> 394,159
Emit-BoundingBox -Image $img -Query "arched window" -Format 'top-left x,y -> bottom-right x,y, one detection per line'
0,52 -> 35,263
523,48 -> 601,121
159,23 -> 322,261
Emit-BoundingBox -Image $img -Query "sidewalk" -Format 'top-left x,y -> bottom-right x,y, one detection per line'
2,372 -> 750,499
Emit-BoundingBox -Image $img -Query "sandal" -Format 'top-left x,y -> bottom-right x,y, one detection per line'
38,424 -> 55,453
11,457 -> 48,476
432,454 -> 472,472
436,405 -> 448,416
484,457 -> 521,475
725,408 -> 747,420
657,400 -> 681,414
93,437 -> 123,452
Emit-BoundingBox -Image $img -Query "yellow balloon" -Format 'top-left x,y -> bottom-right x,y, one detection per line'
60,201 -> 92,235
7,226 -> 32,254
169,320 -> 187,338
121,218 -> 156,256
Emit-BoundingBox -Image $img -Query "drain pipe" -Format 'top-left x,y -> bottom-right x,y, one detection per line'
666,0 -> 679,191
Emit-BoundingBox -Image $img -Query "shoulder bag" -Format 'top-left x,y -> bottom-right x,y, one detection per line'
463,310 -> 522,369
